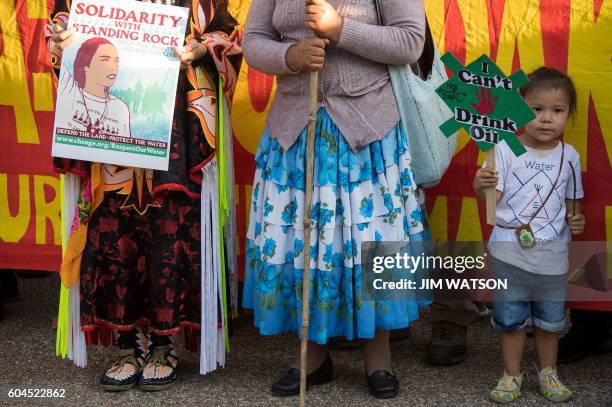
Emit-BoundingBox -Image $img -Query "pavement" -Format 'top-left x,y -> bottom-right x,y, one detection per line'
1,275 -> 611,406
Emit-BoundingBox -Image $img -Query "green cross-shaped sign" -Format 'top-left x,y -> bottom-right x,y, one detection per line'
436,53 -> 534,156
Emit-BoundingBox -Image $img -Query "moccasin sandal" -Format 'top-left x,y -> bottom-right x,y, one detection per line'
100,330 -> 146,392
100,348 -> 144,391
139,345 -> 178,391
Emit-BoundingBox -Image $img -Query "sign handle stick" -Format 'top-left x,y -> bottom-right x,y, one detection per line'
485,147 -> 496,225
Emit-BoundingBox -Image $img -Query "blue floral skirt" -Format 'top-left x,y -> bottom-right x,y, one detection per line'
242,108 -> 430,344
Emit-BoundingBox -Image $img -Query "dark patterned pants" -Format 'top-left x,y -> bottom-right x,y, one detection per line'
80,191 -> 201,335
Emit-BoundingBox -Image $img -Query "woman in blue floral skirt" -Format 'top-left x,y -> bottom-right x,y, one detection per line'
242,0 -> 429,398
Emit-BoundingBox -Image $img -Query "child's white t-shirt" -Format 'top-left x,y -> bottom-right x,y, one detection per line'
487,140 -> 583,275
55,69 -> 131,138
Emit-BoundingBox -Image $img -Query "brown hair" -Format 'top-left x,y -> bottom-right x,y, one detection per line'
520,67 -> 577,118
73,37 -> 114,89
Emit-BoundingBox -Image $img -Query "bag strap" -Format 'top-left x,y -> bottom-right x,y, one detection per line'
374,0 -> 433,79
567,159 -> 577,215
374,0 -> 384,25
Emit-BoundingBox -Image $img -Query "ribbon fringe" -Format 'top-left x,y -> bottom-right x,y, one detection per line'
57,173 -> 88,367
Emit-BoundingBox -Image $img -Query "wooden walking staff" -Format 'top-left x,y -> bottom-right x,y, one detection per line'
299,49 -> 319,407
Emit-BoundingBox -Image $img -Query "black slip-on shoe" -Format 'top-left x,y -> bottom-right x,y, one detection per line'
270,354 -> 333,396
366,370 -> 399,399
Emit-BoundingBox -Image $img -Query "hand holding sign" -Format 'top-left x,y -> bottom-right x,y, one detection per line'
435,53 -> 535,225
50,24 -> 77,54
173,39 -> 208,70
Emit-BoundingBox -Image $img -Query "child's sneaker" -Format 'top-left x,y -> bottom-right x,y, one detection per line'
489,371 -> 525,404
537,366 -> 574,402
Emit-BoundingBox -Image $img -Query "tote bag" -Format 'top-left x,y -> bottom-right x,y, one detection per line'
376,0 -> 458,188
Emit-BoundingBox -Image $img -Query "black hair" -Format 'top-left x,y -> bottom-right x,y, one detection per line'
520,67 -> 577,118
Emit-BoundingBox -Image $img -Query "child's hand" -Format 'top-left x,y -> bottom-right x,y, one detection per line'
567,213 -> 585,235
474,167 -> 499,190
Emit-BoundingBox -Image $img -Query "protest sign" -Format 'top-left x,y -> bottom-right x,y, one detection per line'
51,0 -> 189,170
435,53 -> 534,224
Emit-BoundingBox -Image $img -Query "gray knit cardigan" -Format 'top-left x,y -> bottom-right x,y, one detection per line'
243,0 -> 426,151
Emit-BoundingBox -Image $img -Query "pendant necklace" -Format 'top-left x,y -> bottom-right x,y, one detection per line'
78,88 -> 109,135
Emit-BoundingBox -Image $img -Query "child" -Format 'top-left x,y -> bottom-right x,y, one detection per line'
474,67 -> 585,403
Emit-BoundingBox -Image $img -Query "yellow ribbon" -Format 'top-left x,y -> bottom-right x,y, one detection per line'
60,163 -> 105,288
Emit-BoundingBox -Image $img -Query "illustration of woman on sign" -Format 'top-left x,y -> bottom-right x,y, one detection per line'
56,37 -> 131,138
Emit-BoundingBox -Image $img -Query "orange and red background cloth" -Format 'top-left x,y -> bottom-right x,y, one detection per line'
1,0 -> 610,309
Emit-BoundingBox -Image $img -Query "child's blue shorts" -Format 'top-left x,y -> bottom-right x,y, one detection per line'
490,256 -> 567,333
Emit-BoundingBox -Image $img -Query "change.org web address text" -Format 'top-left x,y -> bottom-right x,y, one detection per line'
55,135 -> 166,157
